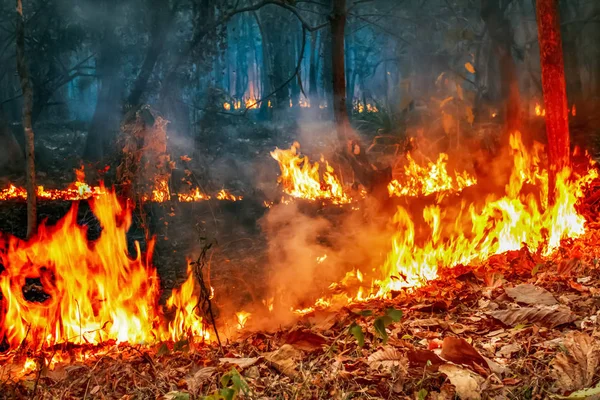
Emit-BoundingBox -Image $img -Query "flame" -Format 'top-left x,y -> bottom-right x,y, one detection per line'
216,189 -> 242,201
270,142 -> 351,204
163,264 -> 211,342
535,103 -> 546,117
223,102 -> 231,111
178,188 -> 211,202
572,104 -> 577,116
378,132 -> 597,293
388,153 -> 477,198
235,311 -> 251,330
0,188 -> 212,350
0,167 -> 104,201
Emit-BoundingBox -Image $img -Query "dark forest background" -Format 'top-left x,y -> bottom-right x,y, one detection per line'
0,0 -> 599,175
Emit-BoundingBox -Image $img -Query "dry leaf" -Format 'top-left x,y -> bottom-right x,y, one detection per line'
407,349 -> 444,371
185,367 -> 216,394
487,305 -> 576,328
439,364 -> 484,400
264,344 -> 302,377
367,346 -> 407,370
465,62 -> 476,74
505,284 -> 558,306
551,332 -> 600,393
285,328 -> 327,352
497,343 -> 521,358
219,357 -> 260,369
440,337 -> 489,376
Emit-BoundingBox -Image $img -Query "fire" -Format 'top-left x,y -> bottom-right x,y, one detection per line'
0,188 -> 210,350
178,187 -> 211,202
164,264 -> 211,342
0,167 -> 104,201
223,102 -> 231,111
235,311 -> 251,330
388,153 -> 477,198
535,103 -> 546,117
270,142 -> 351,204
216,189 -> 243,201
377,132 -> 597,293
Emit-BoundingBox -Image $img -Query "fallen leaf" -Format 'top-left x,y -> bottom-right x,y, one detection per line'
264,344 -> 302,377
163,392 -> 190,400
487,305 -> 576,328
551,332 -> 600,393
505,284 -> 558,306
285,328 -> 327,352
185,367 -> 216,394
551,382 -> 600,399
219,357 -> 260,369
368,346 -> 407,370
440,337 -> 489,376
439,364 -> 483,400
407,349 -> 444,371
497,343 -> 521,358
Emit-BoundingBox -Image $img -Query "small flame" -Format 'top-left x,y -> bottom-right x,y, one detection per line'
216,189 -> 243,201
235,311 -> 251,330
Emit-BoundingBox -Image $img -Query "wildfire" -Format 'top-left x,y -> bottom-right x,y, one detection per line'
388,152 -> 477,198
235,311 -> 251,330
0,188 -> 211,351
270,142 -> 352,204
216,189 -> 243,201
378,131 -> 597,293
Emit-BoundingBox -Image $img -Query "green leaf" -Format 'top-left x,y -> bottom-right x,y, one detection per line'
349,322 -> 365,347
417,388 -> 429,400
356,310 -> 373,317
550,381 -> 600,398
385,308 -> 403,322
374,317 -> 389,344
220,372 -> 232,388
165,392 -> 190,400
220,388 -> 235,400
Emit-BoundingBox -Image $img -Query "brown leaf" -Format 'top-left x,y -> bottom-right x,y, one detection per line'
367,346 -> 407,370
185,367 -> 217,395
505,284 -> 558,306
407,349 -> 444,371
440,337 -> 489,376
219,357 -> 260,369
487,305 -> 576,328
439,364 -> 483,400
264,344 -> 302,377
285,328 -> 327,352
551,332 -> 600,393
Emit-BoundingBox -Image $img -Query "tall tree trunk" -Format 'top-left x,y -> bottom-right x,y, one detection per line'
254,11 -> 272,119
16,0 -> 36,238
331,0 -> 349,140
127,0 -> 171,109
536,0 -> 570,201
308,30 -> 319,105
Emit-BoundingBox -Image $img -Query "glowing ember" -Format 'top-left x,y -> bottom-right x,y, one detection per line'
378,132 -> 597,293
388,153 -> 477,198
270,142 -> 351,204
0,188 -> 209,350
535,103 -> 546,117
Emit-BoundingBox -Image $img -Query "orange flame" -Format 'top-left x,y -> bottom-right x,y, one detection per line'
378,132 -> 596,293
0,188 -> 211,350
270,142 -> 351,204
388,153 -> 477,198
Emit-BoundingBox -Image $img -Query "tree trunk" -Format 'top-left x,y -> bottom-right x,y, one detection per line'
127,0 -> 171,109
536,0 -> 571,200
254,11 -> 272,119
308,30 -> 319,105
16,0 -> 36,238
331,0 -> 349,140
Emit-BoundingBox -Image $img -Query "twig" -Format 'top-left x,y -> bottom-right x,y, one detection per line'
191,243 -> 223,351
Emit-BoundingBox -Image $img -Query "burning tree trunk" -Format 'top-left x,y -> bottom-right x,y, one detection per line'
15,0 -> 36,238
536,0 -> 571,199
331,0 -> 350,141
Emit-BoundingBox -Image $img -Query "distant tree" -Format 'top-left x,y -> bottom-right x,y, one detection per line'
15,0 -> 36,238
536,0 -> 570,201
